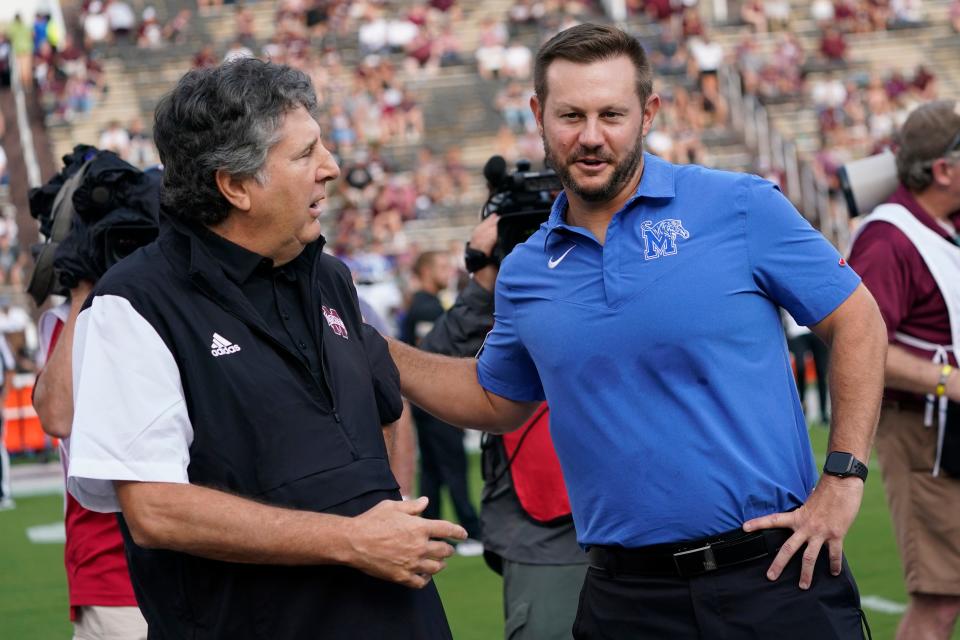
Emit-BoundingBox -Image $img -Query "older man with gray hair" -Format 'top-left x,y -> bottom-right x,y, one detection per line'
65,58 -> 464,639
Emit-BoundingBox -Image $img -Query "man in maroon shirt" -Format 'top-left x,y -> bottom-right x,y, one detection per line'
848,100 -> 960,640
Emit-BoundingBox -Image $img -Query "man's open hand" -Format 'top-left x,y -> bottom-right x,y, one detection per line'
742,475 -> 864,590
345,497 -> 467,588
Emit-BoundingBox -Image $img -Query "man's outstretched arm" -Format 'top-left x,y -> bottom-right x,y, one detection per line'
387,339 -> 538,434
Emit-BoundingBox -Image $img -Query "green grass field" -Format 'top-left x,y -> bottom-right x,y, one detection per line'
2,426 -> 958,639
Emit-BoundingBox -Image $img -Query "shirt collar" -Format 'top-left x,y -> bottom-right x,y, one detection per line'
887,185 -> 960,242
195,226 -> 272,285
543,152 -> 676,250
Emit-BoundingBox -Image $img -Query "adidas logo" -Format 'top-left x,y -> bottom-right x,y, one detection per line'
210,333 -> 241,357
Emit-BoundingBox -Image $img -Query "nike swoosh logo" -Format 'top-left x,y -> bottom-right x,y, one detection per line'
548,246 -> 575,269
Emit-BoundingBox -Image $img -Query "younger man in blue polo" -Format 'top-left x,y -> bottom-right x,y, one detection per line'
389,23 -> 887,638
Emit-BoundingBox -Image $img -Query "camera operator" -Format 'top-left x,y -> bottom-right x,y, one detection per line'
29,145 -> 161,639
847,100 -> 960,640
419,212 -> 588,640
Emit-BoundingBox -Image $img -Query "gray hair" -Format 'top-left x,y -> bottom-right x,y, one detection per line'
153,58 -> 320,225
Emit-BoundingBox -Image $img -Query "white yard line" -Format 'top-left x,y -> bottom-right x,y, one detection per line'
26,522 -> 66,544
861,595 -> 908,615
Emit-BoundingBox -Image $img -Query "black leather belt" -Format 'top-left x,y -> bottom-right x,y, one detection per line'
587,528 -> 792,578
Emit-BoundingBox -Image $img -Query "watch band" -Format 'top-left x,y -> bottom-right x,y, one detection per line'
847,458 -> 869,482
464,242 -> 493,273
823,451 -> 869,482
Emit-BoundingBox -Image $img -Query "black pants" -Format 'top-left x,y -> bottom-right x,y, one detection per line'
573,550 -> 867,639
413,406 -> 481,539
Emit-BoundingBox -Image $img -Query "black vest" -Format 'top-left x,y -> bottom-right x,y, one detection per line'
94,222 -> 451,639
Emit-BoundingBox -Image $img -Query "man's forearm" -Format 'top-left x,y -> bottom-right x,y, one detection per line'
34,287 -> 91,438
117,481 -> 354,564
812,285 -> 887,460
884,344 -> 960,400
387,337 -> 535,433
115,481 -> 466,588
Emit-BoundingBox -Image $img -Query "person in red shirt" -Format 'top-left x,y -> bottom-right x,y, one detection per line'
34,280 -> 147,639
847,100 -> 960,640
819,26 -> 848,64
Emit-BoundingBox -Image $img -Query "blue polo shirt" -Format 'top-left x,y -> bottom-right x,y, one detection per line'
477,153 -> 861,548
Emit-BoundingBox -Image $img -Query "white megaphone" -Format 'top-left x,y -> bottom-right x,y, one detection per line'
838,149 -> 899,217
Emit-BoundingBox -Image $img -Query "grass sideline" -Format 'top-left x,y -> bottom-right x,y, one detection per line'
2,427 -> 958,639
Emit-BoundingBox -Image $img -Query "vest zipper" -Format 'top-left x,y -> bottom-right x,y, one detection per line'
310,259 -> 358,460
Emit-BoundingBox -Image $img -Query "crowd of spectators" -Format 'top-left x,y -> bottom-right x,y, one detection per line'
0,118 -> 25,289
4,0 -> 956,333
725,0 -> 949,207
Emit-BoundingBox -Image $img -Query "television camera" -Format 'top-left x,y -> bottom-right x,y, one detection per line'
481,155 -> 563,261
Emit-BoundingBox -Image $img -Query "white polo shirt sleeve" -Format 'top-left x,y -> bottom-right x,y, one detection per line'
67,294 -> 193,513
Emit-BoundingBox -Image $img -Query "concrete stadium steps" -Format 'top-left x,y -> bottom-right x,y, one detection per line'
203,2 -> 277,45
401,215 -> 481,250
47,58 -> 142,160
701,135 -> 756,173
419,73 -> 504,141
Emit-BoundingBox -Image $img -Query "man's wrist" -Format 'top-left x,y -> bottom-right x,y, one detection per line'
946,366 -> 960,401
936,364 -> 956,398
471,265 -> 497,292
464,242 -> 497,273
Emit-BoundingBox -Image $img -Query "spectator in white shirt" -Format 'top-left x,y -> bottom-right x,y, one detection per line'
105,0 -> 136,39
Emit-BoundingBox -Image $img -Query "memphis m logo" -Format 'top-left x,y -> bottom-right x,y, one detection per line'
641,219 -> 690,261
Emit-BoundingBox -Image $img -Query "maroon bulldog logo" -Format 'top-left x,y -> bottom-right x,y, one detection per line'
322,306 -> 349,339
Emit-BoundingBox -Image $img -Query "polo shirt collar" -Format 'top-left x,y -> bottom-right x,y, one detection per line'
195,225 -> 270,285
190,225 -> 327,284
543,152 -> 676,249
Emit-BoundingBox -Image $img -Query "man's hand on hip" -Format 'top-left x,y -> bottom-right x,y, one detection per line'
345,496 -> 467,589
742,474 -> 864,590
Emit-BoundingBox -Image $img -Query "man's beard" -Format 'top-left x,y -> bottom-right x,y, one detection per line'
543,131 -> 645,203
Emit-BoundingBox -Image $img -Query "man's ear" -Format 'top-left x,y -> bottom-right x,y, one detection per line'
530,94 -> 544,135
931,158 -> 957,189
215,169 -> 253,212
642,94 -> 661,136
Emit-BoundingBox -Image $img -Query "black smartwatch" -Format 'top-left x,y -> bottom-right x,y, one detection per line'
464,242 -> 495,273
823,451 -> 868,482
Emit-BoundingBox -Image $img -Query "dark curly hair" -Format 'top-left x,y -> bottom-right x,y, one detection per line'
153,58 -> 320,225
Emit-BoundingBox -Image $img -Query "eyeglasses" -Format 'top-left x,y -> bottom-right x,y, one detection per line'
920,130 -> 960,168
945,130 -> 960,158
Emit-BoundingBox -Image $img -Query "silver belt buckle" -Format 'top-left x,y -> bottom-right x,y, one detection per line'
673,543 -> 718,575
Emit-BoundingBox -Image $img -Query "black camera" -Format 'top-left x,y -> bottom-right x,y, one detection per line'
27,146 -> 161,305
482,156 -> 563,261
